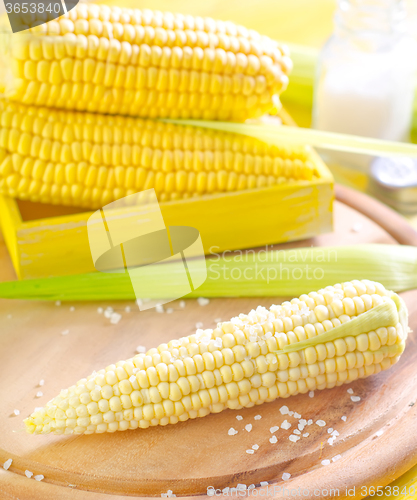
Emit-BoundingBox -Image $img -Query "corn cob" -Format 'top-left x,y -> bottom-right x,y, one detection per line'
4,4 -> 292,121
0,99 -> 315,208
24,280 -> 408,435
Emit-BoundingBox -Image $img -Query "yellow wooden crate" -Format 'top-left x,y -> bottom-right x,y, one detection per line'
0,152 -> 333,280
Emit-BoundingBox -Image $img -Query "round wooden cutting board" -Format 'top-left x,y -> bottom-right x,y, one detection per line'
1,185 -> 417,500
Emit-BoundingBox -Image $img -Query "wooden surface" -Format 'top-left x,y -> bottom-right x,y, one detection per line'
0,188 -> 417,500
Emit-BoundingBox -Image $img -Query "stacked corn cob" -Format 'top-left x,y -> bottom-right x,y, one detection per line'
25,280 -> 408,435
0,100 -> 314,208
4,4 -> 291,120
0,3 -> 305,208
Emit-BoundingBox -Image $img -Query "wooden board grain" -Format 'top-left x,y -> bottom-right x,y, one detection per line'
1,189 -> 417,500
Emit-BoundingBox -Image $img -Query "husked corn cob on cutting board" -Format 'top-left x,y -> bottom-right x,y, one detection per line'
1,188 -> 417,499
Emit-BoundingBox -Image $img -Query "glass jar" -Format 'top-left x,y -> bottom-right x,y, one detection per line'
313,0 -> 417,170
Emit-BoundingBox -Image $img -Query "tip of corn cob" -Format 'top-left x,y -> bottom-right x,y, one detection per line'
24,280 -> 408,436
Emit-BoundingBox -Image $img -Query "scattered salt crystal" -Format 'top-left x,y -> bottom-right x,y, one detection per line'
293,412 -> 301,419
245,424 -> 252,432
328,438 -> 335,446
281,420 -> 291,430
55,301 -> 61,306
25,470 -> 33,478
248,484 -> 255,490
214,318 -> 222,323
289,435 -> 300,442
166,308 -> 174,314
351,223 -> 363,233
39,379 -> 44,387
125,306 -> 131,313
332,430 -> 339,437
136,345 -> 146,354
299,419 -> 307,425
252,444 -> 259,450
237,484 -> 246,491
236,415 -> 243,421
196,322 -> 203,328
269,435 -> 278,444
3,459 -> 12,470
316,420 -> 326,427
222,488 -> 230,494
197,297 -> 210,306
155,304 -> 164,313
279,406 -> 289,415
298,423 -> 305,431
110,312 -> 122,324
68,484 -> 77,488
293,429 -> 301,435
12,409 -> 20,416
179,300 -> 186,308
288,411 -> 294,416
254,415 -> 262,420
307,419 -> 313,425
327,428 -> 334,434
321,460 -> 330,466
228,428 -> 238,436
270,426 -> 279,433
129,375 -> 136,384
376,430 -> 384,437
69,306 -> 75,312
303,433 -> 309,438
36,391 -> 43,398
341,416 -> 347,422
351,396 -> 361,402
260,482 -> 269,487
347,388 -> 354,394
6,314 -> 11,319
61,330 -> 69,335
332,455 -> 342,462
246,449 -> 255,454
97,307 -> 103,314
282,473 -> 291,481
104,307 -> 113,318
34,475 -> 44,481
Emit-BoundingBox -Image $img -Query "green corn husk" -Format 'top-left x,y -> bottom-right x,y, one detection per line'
0,245 -> 415,301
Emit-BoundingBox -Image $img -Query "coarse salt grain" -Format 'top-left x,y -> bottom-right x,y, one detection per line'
236,415 -> 243,421
260,482 -> 269,487
39,380 -> 44,387
97,307 -> 103,314
252,444 -> 259,450
34,475 -> 44,481
25,470 -> 33,478
245,424 -> 252,432
36,391 -> 43,398
136,345 -> 146,354
351,223 -> 363,233
293,412 -> 301,419
347,388 -> 354,394
309,391 -> 314,398
341,416 -> 347,422
248,484 -> 255,490
270,426 -> 279,433
166,308 -> 174,314
332,455 -> 342,462
269,436 -> 278,444
327,428 -> 334,434
155,304 -> 164,313
281,420 -> 291,430
12,409 -> 20,416
303,433 -> 309,438
3,459 -> 12,470
376,430 -> 384,437
316,420 -> 326,427
179,301 -> 186,308
351,396 -> 361,402
307,419 -> 313,425
254,415 -> 262,420
197,298 -> 210,306
61,330 -> 69,335
55,301 -> 61,306
332,430 -> 339,437
125,306 -> 131,313
196,322 -> 203,328
246,449 -> 255,454
321,460 -> 330,466
328,438 -> 335,445
110,312 -> 122,324
280,405 -> 289,415
69,306 -> 75,312
293,429 -> 301,435
228,428 -> 238,436
237,484 -> 246,491
282,473 -> 291,481
288,411 -> 294,416
289,435 -> 300,442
